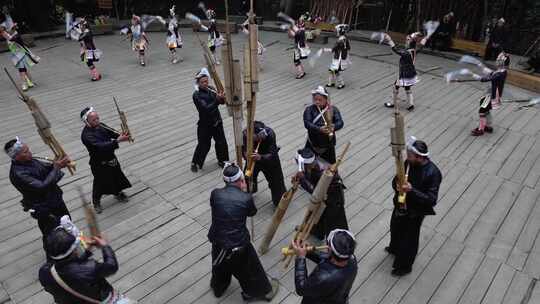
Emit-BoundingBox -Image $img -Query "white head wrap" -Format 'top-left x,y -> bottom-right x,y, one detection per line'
327,229 -> 355,259
49,232 -> 81,260
222,162 -> 244,183
311,85 -> 329,97
295,150 -> 315,172
81,107 -> 96,126
6,136 -> 24,159
406,135 -> 429,157
194,68 -> 210,90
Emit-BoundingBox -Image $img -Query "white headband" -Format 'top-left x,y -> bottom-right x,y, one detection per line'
222,163 -> 244,183
327,229 -> 355,259
311,85 -> 329,97
406,135 -> 429,157
6,136 -> 24,159
81,107 -> 96,125
296,152 -> 315,172
50,234 -> 81,260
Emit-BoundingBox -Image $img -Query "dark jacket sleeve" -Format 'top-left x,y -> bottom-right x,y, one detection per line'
94,246 -> 119,278
299,174 -> 315,194
409,168 -> 442,207
83,131 -> 119,153
193,92 -> 216,113
246,195 -> 257,217
306,251 -> 323,264
332,107 -> 344,131
14,166 -> 63,191
303,107 -> 322,132
295,258 -> 332,298
260,129 -> 278,161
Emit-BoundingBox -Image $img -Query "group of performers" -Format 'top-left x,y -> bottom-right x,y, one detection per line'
5,5 -> 528,304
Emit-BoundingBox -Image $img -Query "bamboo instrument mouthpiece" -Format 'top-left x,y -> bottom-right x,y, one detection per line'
281,245 -> 329,256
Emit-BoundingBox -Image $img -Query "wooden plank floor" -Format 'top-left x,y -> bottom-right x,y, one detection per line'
1,29 -> 540,304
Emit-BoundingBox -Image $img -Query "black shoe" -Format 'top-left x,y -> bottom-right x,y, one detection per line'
296,72 -> 306,79
218,161 -> 225,168
326,83 -> 335,87
93,203 -> 103,214
384,102 -> 395,108
407,105 -> 415,111
391,268 -> 412,277
485,126 -> 493,133
384,246 -> 396,255
337,84 -> 345,89
116,192 -> 129,203
191,162 -> 198,172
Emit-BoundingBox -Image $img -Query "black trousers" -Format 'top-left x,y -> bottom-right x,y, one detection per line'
37,204 -> 71,254
251,159 -> 287,206
211,243 -> 272,297
312,185 -> 348,240
192,123 -> 229,168
90,159 -> 132,203
305,140 -> 336,164
388,209 -> 424,270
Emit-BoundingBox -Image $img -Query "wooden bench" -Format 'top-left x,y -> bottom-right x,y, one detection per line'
388,31 -> 486,56
90,24 -> 114,35
305,22 -> 336,32
450,38 -> 486,57
507,69 -> 540,93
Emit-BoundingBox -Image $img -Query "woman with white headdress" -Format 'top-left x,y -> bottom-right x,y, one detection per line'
121,14 -> 149,66
289,16 -> 310,79
70,17 -> 103,81
166,5 -> 183,64
382,32 -> 428,111
326,24 -> 351,89
205,9 -> 223,64
0,11 -> 40,91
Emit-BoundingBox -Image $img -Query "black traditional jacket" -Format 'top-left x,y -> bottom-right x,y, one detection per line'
193,86 -> 224,127
392,160 -> 442,217
9,159 -> 64,215
208,184 -> 257,249
39,246 -> 118,304
295,252 -> 358,304
81,125 -> 120,166
303,104 -> 344,149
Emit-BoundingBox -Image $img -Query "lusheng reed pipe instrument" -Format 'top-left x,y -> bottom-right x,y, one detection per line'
4,68 -> 76,175
245,141 -> 261,178
77,186 -> 100,238
113,97 -> 134,143
281,245 -> 329,257
319,105 -> 334,138
391,105 -> 407,215
283,142 -> 351,268
259,178 -> 300,255
33,156 -> 77,169
99,123 -> 121,135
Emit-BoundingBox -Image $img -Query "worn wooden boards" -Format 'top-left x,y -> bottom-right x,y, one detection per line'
0,29 -> 539,303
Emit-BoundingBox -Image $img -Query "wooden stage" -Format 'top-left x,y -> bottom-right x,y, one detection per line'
1,30 -> 540,303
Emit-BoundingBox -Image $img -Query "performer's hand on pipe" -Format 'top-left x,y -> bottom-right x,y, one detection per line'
400,182 -> 412,193
292,239 -> 307,258
90,235 -> 108,248
117,134 -> 130,142
54,157 -> 70,169
251,153 -> 261,161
